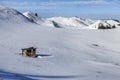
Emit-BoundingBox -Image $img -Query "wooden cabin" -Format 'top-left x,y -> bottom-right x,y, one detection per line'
22,47 -> 36,58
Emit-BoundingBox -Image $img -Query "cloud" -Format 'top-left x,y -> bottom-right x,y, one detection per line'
0,0 -> 111,7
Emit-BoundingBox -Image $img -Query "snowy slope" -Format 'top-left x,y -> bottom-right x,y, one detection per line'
0,6 -> 33,25
1,21 -> 120,80
1,6 -> 120,80
0,6 -> 33,28
23,12 -> 54,27
23,12 -> 42,24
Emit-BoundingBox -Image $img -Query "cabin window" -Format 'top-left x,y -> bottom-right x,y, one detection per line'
27,50 -> 31,53
33,49 -> 35,51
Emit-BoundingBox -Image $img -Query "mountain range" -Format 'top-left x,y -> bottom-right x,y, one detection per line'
0,6 -> 120,80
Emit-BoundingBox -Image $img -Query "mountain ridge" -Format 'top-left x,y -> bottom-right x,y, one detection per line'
0,6 -> 120,29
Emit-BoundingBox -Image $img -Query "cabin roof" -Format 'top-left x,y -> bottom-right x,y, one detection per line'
22,47 -> 36,50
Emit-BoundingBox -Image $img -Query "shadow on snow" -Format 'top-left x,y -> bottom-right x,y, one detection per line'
0,69 -> 80,80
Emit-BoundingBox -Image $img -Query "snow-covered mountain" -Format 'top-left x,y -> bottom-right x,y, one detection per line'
23,12 -> 54,27
47,17 -> 94,28
0,6 -> 120,29
0,6 -> 119,29
1,6 -> 120,80
23,11 -> 94,28
23,12 -> 120,29
23,12 -> 92,29
90,20 -> 120,29
0,6 -> 33,24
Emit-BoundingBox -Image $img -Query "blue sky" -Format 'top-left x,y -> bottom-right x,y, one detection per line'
0,0 -> 120,20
